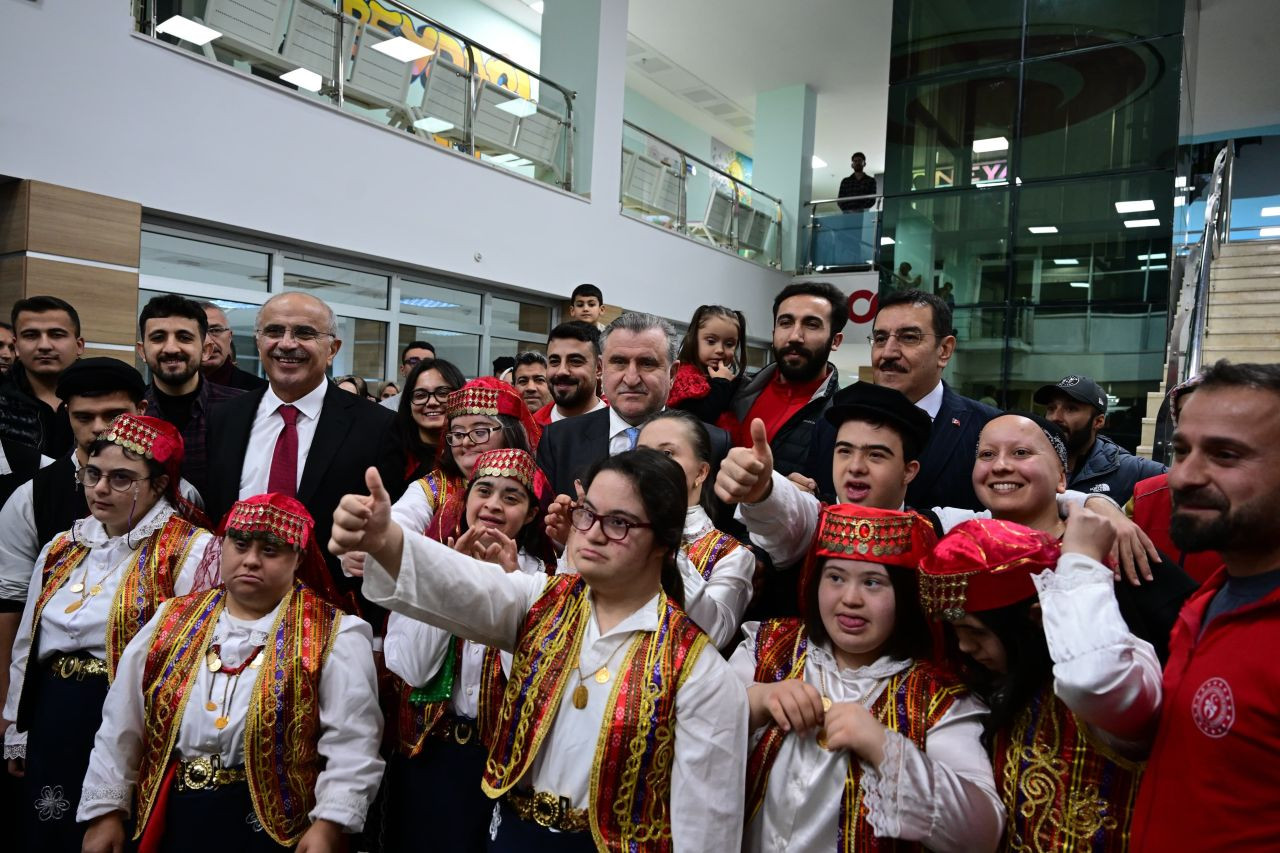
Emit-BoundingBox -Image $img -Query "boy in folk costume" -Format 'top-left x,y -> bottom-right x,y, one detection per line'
79,494 -> 383,853
734,504 -> 1004,851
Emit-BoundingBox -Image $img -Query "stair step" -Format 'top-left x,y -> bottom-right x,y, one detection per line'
1212,252 -> 1280,268
1219,240 -> 1280,258
1210,263 -> 1280,280
1208,303 -> 1280,319
1202,347 -> 1280,364
1208,288 -> 1280,304
1207,316 -> 1280,334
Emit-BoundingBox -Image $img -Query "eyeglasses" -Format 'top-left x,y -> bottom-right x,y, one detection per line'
206,324 -> 231,336
403,356 -> 425,367
569,507 -> 653,541
76,466 -> 151,492
255,325 -> 335,342
868,330 -> 939,348
444,426 -> 496,446
412,387 -> 455,405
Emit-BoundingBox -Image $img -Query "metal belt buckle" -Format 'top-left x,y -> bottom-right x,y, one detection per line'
453,720 -> 474,746
181,755 -> 220,791
55,656 -> 80,680
530,790 -> 564,829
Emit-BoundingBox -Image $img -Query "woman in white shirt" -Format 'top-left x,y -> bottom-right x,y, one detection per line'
78,492 -> 383,853
2,414 -> 214,853
733,504 -> 1004,852
383,448 -> 551,853
335,448 -> 749,852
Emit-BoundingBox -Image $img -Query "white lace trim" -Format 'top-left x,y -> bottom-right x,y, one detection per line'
1031,559 -> 1112,594
312,792 -> 371,830
71,499 -> 177,549
4,742 -> 26,760
859,729 -> 908,838
80,784 -> 133,808
681,505 -> 715,541
807,644 -> 912,684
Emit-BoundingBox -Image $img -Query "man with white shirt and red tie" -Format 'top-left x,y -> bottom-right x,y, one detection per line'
205,292 -> 406,620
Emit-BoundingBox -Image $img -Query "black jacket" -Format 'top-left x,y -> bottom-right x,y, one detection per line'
0,364 -> 72,457
1069,434 -> 1166,506
0,437 -> 41,510
729,364 -> 840,482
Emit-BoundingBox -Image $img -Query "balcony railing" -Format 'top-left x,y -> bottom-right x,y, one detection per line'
802,195 -> 883,272
136,0 -> 575,192
620,121 -> 782,269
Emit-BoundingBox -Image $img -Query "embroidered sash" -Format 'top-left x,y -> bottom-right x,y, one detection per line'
480,574 -> 708,851
683,528 -> 744,581
746,618 -> 965,852
420,469 -> 466,543
995,683 -> 1143,852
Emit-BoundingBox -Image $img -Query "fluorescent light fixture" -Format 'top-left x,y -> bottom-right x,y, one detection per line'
972,136 -> 1009,153
1028,226 -> 1058,234
1069,282 -> 1090,288
1052,258 -> 1080,265
1144,264 -> 1169,271
1174,176 -> 1187,188
155,15 -> 221,45
811,155 -> 827,169
1261,226 -> 1280,238
531,0 -> 545,12
370,36 -> 433,62
280,68 -> 323,92
1137,253 -> 1167,261
880,237 -> 896,246
1262,206 -> 1280,217
400,297 -> 460,309
1124,218 -> 1161,228
974,179 -> 1008,188
496,97 -> 538,118
413,116 -> 455,134
1115,199 -> 1156,214
1173,196 -> 1186,207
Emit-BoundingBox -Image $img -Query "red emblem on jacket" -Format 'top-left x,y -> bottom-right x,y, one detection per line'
1191,677 -> 1236,738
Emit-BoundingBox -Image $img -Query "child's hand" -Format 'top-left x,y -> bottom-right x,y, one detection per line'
707,359 -> 736,380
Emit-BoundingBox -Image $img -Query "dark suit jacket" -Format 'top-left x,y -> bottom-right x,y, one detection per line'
808,382 -> 1000,512
206,382 -> 407,608
536,407 -> 732,499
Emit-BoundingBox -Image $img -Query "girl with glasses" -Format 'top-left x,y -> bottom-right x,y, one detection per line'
394,358 -> 466,487
3,414 -> 216,853
334,448 -> 749,851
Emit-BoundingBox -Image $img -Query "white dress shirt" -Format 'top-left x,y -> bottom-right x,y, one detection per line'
1034,552 -> 1163,749
678,505 -> 754,649
363,529 -> 749,851
3,499 -> 216,756
77,598 -> 384,832
550,399 -> 607,423
730,626 -> 1004,852
916,381 -> 945,421
607,407 -> 642,456
238,379 -> 329,498
383,550 -> 546,719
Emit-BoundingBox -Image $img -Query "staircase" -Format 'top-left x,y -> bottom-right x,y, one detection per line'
1202,240 -> 1280,365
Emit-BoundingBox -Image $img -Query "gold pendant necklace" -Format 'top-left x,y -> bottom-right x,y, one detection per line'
63,549 -> 136,614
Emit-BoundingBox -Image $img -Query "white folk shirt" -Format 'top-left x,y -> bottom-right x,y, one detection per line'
389,475 -> 441,535
77,596 -> 384,832
238,378 -> 329,498
2,499 -> 216,756
729,626 -> 1004,852
679,505 -> 754,649
364,529 -> 750,851
384,550 -> 546,719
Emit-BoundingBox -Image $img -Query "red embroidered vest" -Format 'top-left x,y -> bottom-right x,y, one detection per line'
745,619 -> 964,852
995,683 -> 1143,852
420,469 -> 466,543
133,583 -> 342,846
395,641 -> 506,757
683,527 -> 744,581
480,574 -> 708,851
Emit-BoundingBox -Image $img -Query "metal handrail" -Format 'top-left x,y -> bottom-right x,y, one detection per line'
801,194 -> 884,272
806,194 -> 882,208
622,121 -> 784,207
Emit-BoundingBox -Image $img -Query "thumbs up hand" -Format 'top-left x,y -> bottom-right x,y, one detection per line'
715,419 -> 775,505
331,467 -> 399,566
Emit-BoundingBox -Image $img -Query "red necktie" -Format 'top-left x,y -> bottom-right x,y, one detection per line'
267,404 -> 300,498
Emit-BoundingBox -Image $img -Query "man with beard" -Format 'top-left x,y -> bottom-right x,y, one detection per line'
724,282 -> 845,480
1035,373 -> 1164,505
810,289 -> 999,511
138,294 -> 242,498
1116,361 -> 1280,850
513,350 -> 553,413
199,301 -> 268,391
532,321 -> 606,427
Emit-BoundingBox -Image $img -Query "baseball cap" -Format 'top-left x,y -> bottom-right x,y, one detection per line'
1033,375 -> 1107,412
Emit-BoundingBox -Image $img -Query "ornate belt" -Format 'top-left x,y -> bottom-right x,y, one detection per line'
430,714 -> 478,747
175,755 -> 247,792
506,788 -> 589,833
48,653 -> 108,680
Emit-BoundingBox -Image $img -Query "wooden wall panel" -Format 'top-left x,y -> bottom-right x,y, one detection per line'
23,257 -> 138,346
0,256 -> 26,310
80,348 -> 136,365
0,181 -> 30,255
24,182 -> 141,268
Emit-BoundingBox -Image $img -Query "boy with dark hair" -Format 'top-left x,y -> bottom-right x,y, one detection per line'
569,283 -> 605,330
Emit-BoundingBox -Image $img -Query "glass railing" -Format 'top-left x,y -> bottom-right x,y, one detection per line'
802,196 -> 882,271
135,0 -> 575,192
620,122 -> 782,269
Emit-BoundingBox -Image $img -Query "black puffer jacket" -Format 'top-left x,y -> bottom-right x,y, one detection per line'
1069,433 -> 1167,506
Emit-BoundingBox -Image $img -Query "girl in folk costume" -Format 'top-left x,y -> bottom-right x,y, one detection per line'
918,511 -> 1161,852
78,493 -> 384,853
636,409 -> 754,649
383,448 -> 553,852
734,504 -> 1004,852
335,449 -> 749,852
2,414 -> 215,853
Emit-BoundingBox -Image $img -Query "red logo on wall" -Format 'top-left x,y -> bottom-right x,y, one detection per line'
1191,677 -> 1235,738
848,290 -> 877,325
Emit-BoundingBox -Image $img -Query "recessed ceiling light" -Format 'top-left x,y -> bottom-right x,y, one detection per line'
155,15 -> 221,45
1173,196 -> 1186,207
496,98 -> 538,117
413,116 -> 454,133
811,156 -> 827,169
1174,176 -> 1187,188
880,237 -> 895,246
280,68 -> 323,92
972,136 -> 1009,153
370,36 -> 433,62
1261,226 -> 1280,238
1115,199 -> 1156,214
1028,226 -> 1058,234
1262,206 -> 1280,217
1124,218 -> 1161,228
1137,253 -> 1167,261
1144,264 -> 1169,271
1069,282 -> 1090,288
1053,258 -> 1080,265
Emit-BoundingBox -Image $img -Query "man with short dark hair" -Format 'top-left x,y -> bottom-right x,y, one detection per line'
199,301 -> 267,391
535,321 -> 605,427
0,322 -> 15,376
1035,373 -> 1164,505
569,283 -> 605,330
0,296 -> 83,457
138,293 -> 243,497
837,152 -> 876,212
513,351 -> 552,413
724,281 -> 846,480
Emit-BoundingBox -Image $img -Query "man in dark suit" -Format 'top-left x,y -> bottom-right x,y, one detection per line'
810,289 -> 999,511
205,293 -> 405,616
537,312 -> 730,498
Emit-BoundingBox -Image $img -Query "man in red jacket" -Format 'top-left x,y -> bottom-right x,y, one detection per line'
1130,360 -> 1280,849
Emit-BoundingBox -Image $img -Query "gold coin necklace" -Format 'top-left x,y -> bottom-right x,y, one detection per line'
64,549 -> 136,614
204,643 -> 265,730
570,646 -> 619,710
816,666 -> 833,749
